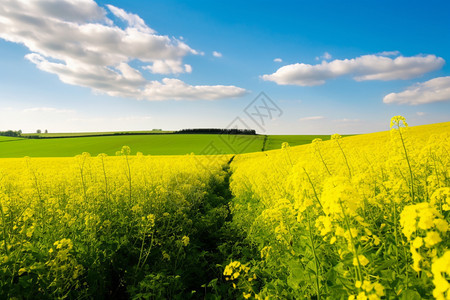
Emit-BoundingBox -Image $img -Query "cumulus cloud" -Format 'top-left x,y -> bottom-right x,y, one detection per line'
262,53 -> 445,86
106,4 -> 154,34
383,76 -> 450,105
274,58 -> 283,62
213,51 -> 222,58
143,78 -> 246,101
143,60 -> 192,74
0,0 -> 246,100
299,116 -> 324,121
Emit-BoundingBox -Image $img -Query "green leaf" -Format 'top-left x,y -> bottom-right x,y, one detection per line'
400,289 -> 422,300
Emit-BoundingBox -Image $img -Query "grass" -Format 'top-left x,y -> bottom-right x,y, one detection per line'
0,136 -> 22,142
0,134 -> 344,158
264,135 -> 334,150
22,130 -> 172,138
0,134 -> 262,157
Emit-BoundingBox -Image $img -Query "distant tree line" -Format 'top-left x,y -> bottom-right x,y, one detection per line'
174,128 -> 257,135
0,130 -> 22,137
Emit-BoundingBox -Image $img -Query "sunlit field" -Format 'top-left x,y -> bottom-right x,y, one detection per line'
228,119 -> 450,299
0,134 -> 336,158
0,118 -> 449,299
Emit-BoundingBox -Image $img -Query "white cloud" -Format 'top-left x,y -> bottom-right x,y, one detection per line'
315,52 -> 332,61
143,78 -> 247,101
377,51 -> 400,56
143,59 -> 192,74
0,0 -> 246,100
213,51 -> 222,58
23,107 -> 76,114
383,76 -> 450,105
262,53 -> 445,86
106,4 -> 154,34
417,112 -> 425,116
274,58 -> 283,62
323,52 -> 332,60
299,116 -> 324,121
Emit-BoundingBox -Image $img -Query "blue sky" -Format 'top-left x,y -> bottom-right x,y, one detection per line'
0,0 -> 449,134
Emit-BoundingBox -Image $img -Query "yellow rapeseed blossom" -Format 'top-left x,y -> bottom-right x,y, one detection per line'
432,251 -> 450,299
353,255 -> 369,267
181,236 -> 190,247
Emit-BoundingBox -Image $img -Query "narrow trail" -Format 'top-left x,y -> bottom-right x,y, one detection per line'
182,155 -> 238,297
261,135 -> 268,152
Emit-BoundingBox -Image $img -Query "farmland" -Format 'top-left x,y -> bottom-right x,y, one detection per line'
21,130 -> 172,138
0,119 -> 449,299
0,134 -> 338,158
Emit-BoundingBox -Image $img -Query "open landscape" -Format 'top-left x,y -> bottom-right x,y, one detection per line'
0,119 -> 449,299
0,133 -> 336,157
0,0 -> 449,299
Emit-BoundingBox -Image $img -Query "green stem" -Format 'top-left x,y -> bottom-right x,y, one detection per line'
316,146 -> 332,176
307,210 -> 321,299
393,203 -> 400,276
124,154 -> 132,204
336,140 -> 352,179
0,202 -> 9,255
397,128 -> 414,202
303,168 -> 324,211
339,201 -> 362,282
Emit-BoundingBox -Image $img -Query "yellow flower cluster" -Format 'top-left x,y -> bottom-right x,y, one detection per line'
0,148 -> 230,297
350,280 -> 385,300
229,118 -> 450,298
432,250 -> 450,299
223,261 -> 250,281
181,235 -> 190,247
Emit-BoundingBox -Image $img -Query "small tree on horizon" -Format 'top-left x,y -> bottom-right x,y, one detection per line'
36,129 -> 41,134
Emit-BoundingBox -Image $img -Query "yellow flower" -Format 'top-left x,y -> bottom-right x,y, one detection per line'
362,280 -> 374,292
424,231 -> 442,248
223,265 -> 233,276
390,115 -> 408,129
356,291 -> 368,300
412,237 -> 423,249
243,292 -> 251,299
434,219 -> 448,233
432,251 -> 450,298
410,246 -> 422,272
373,282 -> 385,297
181,235 -> 190,247
353,255 -> 369,267
367,295 -> 380,300
316,215 -> 333,236
372,235 -> 381,246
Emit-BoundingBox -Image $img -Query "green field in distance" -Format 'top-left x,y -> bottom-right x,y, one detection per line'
0,134 -> 341,158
